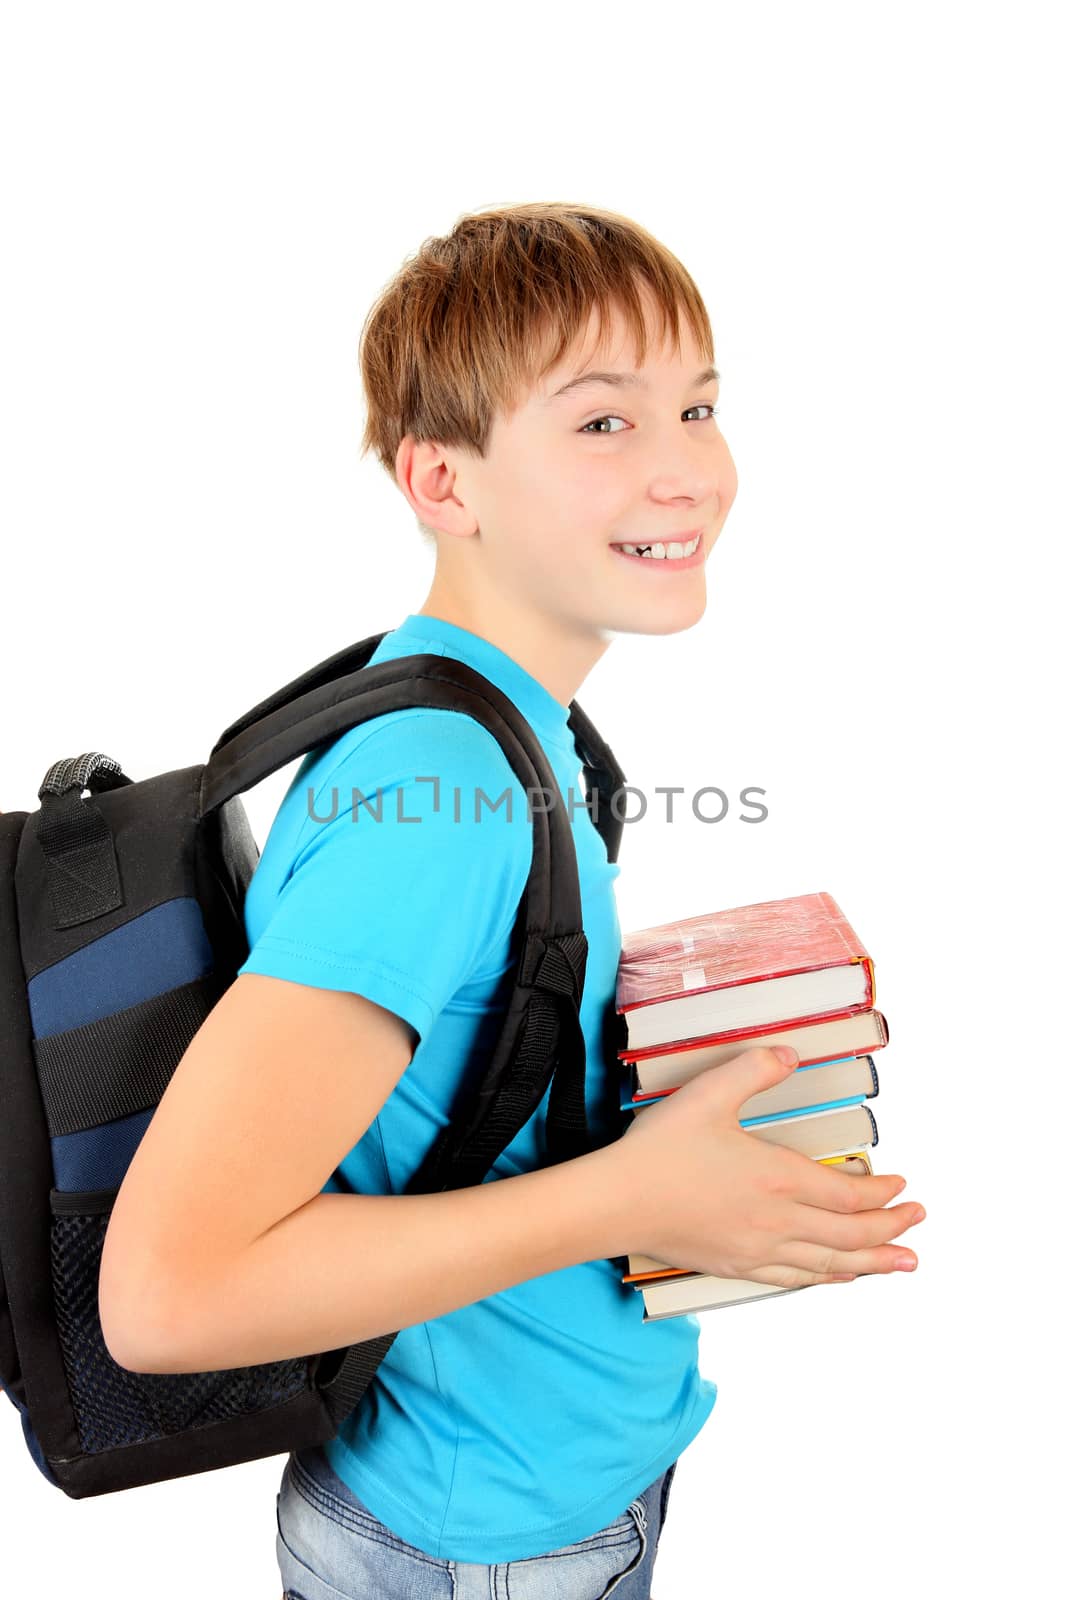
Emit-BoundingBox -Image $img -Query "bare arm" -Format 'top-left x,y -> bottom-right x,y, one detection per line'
98,973 -> 627,1374
128,1143 -> 626,1374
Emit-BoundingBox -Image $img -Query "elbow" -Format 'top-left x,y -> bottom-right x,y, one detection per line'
98,1286 -> 181,1376
98,1317 -> 158,1377
98,1240 -> 193,1376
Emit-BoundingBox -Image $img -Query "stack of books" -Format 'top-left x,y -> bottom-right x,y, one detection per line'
613,891 -> 889,1319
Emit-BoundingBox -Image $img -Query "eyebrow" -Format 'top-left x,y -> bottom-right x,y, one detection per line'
548,363 -> 720,402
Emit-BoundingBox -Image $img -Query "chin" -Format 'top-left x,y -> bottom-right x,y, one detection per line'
602,592 -> 708,638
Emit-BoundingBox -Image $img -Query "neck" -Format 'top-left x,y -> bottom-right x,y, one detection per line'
413,578 -> 611,710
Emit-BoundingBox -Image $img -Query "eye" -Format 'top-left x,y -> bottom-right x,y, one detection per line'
579,403 -> 719,435
579,414 -> 628,434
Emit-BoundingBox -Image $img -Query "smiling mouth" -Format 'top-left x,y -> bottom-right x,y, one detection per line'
609,531 -> 704,563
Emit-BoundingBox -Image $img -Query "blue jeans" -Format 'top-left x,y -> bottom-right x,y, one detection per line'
276,1442 -> 679,1599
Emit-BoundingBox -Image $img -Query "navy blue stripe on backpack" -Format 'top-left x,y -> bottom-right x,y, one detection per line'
0,633 -> 626,1498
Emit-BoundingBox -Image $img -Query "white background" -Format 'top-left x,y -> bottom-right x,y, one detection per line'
2,2 -> 1063,1595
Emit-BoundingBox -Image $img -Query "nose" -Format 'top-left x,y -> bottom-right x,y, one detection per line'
643,435 -> 726,508
647,448 -> 726,510
646,481 -> 720,518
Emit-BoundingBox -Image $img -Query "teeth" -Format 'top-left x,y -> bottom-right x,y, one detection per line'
617,536 -> 699,560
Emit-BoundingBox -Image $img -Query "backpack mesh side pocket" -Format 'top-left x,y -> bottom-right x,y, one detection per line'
49,1189 -> 310,1455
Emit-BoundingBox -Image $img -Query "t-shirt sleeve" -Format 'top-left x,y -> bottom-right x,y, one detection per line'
236,710 -> 534,1046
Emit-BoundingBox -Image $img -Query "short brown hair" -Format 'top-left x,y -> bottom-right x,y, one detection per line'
357,201 -> 716,542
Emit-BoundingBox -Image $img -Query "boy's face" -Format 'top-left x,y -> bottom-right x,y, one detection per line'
406,284 -> 737,645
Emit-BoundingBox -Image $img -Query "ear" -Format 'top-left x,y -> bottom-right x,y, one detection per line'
395,435 -> 478,539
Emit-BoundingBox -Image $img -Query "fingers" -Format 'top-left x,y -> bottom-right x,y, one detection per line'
739,1237 -> 920,1292
783,1235 -> 921,1273
787,1198 -> 926,1255
779,1237 -> 921,1279
773,1149 -> 909,1214
741,1265 -> 859,1290
726,1199 -> 925,1287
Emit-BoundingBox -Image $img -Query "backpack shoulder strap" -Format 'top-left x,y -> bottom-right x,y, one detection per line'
209,631 -> 628,862
203,649 -> 603,1178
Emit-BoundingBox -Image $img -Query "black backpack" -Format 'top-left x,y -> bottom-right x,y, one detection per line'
0,631 -> 627,1499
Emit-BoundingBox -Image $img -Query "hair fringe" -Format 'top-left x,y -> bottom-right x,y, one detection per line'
357,202 -> 716,514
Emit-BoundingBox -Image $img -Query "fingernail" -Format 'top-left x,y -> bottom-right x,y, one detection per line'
895,1255 -> 917,1270
912,1205 -> 926,1222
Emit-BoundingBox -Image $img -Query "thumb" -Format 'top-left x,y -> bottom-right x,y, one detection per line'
703,1042 -> 799,1108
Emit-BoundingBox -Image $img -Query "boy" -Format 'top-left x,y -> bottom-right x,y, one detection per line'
98,202 -> 923,1596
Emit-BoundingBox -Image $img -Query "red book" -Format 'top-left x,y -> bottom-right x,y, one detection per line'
623,1012 -> 889,1104
616,891 -> 875,1053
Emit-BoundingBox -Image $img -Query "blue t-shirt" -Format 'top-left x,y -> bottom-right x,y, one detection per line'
238,613 -> 717,1562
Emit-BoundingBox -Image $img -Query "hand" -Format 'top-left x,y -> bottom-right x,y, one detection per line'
610,1045 -> 926,1290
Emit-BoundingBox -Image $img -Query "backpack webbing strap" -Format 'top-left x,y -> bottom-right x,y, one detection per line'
318,1332 -> 399,1426
532,930 -> 592,1160
405,927 -> 590,1197
32,975 -> 223,1139
34,790 -> 124,929
564,700 -> 627,865
34,755 -> 133,929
